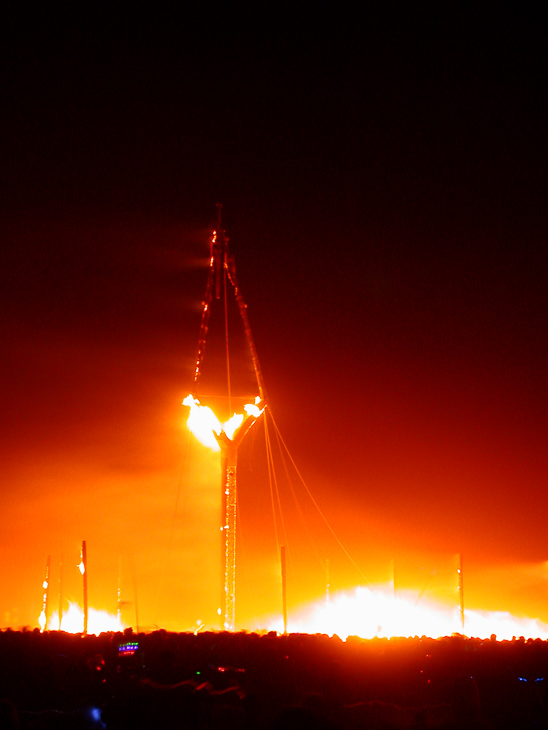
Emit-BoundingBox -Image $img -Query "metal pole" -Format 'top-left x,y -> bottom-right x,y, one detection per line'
117,556 -> 122,624
39,555 -> 51,632
220,451 -> 228,630
82,541 -> 88,635
220,444 -> 238,631
58,556 -> 63,631
281,546 -> 287,634
216,416 -> 260,632
131,560 -> 140,634
457,553 -> 464,633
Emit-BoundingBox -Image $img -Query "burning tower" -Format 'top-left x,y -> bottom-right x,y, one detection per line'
184,206 -> 265,631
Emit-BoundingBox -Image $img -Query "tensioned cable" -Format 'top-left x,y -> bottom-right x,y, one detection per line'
268,410 -> 370,585
264,411 -> 290,557
271,414 -> 325,572
223,262 -> 232,417
264,412 -> 280,550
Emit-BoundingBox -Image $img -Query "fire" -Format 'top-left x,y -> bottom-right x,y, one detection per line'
269,586 -> 548,641
45,602 -> 124,635
183,395 -> 222,450
222,413 -> 244,440
183,395 -> 263,450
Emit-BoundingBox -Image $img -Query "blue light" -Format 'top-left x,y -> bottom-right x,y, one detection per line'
86,706 -> 106,729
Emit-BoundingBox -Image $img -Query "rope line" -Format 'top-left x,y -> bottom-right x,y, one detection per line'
268,409 -> 370,585
264,412 -> 290,557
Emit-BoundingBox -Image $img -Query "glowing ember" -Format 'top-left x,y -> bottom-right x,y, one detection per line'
46,602 -> 124,635
269,586 -> 548,641
183,395 -> 263,450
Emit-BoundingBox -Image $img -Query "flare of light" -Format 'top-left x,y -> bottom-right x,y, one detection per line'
183,395 -> 263,450
38,610 -> 46,632
78,561 -> 85,575
268,586 -> 548,641
47,602 -> 124,635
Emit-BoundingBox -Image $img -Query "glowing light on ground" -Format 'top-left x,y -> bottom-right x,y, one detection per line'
269,586 -> 548,641
46,602 -> 124,635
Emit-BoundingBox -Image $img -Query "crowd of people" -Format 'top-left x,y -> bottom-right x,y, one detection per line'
1,628 -> 547,728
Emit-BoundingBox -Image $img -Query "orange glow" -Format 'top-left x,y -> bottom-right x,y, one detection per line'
47,602 -> 123,635
267,586 -> 548,641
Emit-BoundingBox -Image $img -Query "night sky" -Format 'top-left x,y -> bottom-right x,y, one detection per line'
1,7 -> 547,631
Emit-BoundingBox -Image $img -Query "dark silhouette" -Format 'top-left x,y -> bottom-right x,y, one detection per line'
1,628 -> 547,728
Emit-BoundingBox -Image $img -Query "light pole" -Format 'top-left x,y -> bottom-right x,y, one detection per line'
38,555 -> 51,632
79,541 -> 88,635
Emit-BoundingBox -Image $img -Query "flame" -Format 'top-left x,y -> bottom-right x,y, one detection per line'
269,586 -> 548,641
45,602 -> 124,635
183,395 -> 263,450
222,413 -> 244,440
244,399 -> 263,418
183,395 -> 222,450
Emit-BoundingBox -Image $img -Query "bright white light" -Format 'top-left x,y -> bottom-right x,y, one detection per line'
267,586 -> 548,641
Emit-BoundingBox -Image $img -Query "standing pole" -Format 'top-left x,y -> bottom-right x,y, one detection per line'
281,546 -> 288,634
117,555 -> 122,625
220,451 -> 228,630
81,541 -> 88,635
220,443 -> 238,631
216,416 -> 260,632
130,556 -> 140,634
39,555 -> 51,632
457,553 -> 465,633
58,556 -> 63,631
